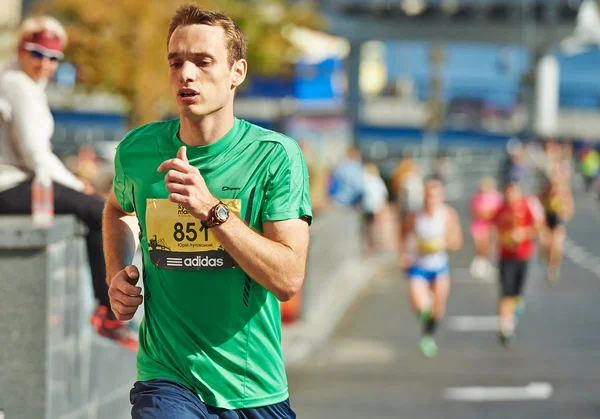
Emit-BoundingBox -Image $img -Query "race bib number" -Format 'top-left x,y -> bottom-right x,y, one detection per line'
549,196 -> 562,213
417,237 -> 444,255
145,199 -> 242,270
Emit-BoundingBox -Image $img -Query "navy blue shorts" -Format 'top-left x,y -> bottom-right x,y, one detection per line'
130,380 -> 296,419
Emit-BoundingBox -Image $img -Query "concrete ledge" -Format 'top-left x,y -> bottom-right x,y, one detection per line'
0,216 -> 82,249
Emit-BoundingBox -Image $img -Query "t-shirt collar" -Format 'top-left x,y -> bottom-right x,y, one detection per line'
171,118 -> 241,159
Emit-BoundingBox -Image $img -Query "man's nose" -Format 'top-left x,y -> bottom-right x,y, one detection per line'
180,61 -> 196,83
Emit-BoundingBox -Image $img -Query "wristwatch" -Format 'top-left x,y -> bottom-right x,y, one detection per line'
203,201 -> 230,228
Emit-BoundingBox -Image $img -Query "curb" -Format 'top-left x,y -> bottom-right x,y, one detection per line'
282,251 -> 396,368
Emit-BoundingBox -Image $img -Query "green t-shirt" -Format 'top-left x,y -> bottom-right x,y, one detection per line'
113,118 -> 312,409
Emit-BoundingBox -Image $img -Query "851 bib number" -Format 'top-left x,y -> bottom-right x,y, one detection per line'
173,221 -> 209,243
146,199 -> 241,270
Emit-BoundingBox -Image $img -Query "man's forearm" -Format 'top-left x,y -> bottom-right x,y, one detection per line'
211,215 -> 305,301
446,211 -> 463,251
102,202 -> 140,286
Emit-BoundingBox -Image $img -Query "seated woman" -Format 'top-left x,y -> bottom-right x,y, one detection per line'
0,16 -> 137,350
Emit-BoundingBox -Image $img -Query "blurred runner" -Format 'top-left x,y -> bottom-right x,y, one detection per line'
0,16 -> 137,349
433,151 -> 453,185
493,179 -> 542,346
578,144 -> 600,193
362,162 -> 389,254
538,173 -> 574,282
595,167 -> 600,206
499,139 -> 528,187
400,176 -> 463,357
559,141 -> 573,184
328,147 -> 364,208
469,176 -> 502,281
391,158 -> 424,245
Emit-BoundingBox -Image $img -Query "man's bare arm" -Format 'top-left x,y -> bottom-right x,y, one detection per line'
102,190 -> 140,286
157,146 -> 310,302
399,213 -> 416,269
445,206 -> 463,252
563,190 -> 575,221
211,216 -> 310,302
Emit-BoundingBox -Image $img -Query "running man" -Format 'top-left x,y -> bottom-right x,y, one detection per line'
538,173 -> 574,282
493,179 -> 542,346
103,5 -> 311,418
400,176 -> 463,357
391,158 -> 423,246
469,176 -> 502,281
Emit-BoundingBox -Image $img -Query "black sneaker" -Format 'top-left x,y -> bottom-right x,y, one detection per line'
498,330 -> 514,347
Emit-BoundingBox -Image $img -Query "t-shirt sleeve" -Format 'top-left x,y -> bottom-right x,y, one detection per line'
262,142 -> 312,225
113,143 -> 135,213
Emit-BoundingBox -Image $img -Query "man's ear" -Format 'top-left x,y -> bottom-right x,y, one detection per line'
231,59 -> 247,89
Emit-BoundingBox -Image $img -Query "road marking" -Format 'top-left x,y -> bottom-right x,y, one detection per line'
450,268 -> 496,284
443,382 -> 553,402
447,316 -> 499,331
563,238 -> 600,279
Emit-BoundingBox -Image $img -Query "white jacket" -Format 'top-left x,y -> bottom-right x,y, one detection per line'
0,61 -> 83,193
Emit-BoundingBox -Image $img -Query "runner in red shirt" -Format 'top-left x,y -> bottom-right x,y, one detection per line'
493,179 -> 543,346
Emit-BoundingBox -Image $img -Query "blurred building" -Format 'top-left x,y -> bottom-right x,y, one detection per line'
317,0 -> 600,143
33,1 -> 600,161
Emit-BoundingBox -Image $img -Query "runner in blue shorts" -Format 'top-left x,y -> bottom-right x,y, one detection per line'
400,176 -> 463,357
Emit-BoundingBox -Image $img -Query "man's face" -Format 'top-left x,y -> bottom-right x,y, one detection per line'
504,183 -> 521,204
19,49 -> 60,82
424,179 -> 444,207
168,24 -> 244,121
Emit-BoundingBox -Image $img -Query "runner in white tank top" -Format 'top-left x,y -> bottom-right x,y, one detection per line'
400,176 -> 463,357
413,206 -> 449,274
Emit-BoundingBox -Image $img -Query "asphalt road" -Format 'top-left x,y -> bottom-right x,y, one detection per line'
287,182 -> 600,419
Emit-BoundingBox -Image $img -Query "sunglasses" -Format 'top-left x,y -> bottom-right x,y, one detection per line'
28,49 -> 61,62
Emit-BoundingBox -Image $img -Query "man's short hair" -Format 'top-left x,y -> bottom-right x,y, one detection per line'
503,178 -> 521,190
425,174 -> 443,184
167,4 -> 247,68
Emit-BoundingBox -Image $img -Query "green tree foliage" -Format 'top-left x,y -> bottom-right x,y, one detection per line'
39,0 -> 321,126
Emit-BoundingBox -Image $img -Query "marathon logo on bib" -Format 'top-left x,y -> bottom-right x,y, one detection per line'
145,198 -> 242,270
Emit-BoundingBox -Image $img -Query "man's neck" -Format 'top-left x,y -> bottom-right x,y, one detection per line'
179,112 -> 235,147
424,204 -> 437,216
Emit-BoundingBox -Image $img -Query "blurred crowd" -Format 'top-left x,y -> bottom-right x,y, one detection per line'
326,136 -> 596,259
325,135 -> 591,353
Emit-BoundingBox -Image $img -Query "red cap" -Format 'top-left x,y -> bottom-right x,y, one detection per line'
21,30 -> 64,59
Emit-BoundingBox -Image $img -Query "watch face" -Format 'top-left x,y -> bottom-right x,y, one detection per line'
215,204 -> 229,221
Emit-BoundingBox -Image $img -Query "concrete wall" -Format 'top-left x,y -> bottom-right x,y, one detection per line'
0,216 -> 135,419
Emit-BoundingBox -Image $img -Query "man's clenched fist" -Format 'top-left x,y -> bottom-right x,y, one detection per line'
108,265 -> 143,321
